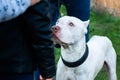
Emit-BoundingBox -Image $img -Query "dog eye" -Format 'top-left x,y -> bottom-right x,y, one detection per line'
68,22 -> 74,27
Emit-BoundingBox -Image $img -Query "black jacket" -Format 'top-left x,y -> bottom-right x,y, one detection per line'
0,0 -> 56,78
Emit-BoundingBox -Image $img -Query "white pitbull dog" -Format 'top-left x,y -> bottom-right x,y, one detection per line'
52,16 -> 117,80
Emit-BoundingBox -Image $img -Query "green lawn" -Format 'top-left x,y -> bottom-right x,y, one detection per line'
54,5 -> 120,80
90,10 -> 120,80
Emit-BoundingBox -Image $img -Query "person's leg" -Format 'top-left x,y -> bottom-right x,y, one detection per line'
62,0 -> 90,42
0,73 -> 33,80
50,1 -> 60,26
34,68 -> 40,80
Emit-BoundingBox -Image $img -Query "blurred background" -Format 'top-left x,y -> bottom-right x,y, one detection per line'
54,0 -> 120,80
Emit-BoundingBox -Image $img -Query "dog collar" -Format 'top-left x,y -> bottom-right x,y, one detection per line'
61,44 -> 89,68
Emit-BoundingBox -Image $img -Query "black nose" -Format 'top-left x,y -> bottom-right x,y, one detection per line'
52,26 -> 60,32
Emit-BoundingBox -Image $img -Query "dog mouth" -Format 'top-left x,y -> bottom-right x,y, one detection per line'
52,33 -> 69,49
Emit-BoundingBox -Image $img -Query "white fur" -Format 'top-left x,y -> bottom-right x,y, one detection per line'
52,16 -> 117,80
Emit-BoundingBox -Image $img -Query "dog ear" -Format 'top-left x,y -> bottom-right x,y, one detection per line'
84,28 -> 88,34
83,20 -> 90,28
83,20 -> 89,34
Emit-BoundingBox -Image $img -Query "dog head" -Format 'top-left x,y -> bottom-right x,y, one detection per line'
52,16 -> 89,48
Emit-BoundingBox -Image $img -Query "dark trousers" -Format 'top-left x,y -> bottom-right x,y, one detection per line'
50,0 -> 90,42
34,69 -> 40,80
0,74 -> 33,80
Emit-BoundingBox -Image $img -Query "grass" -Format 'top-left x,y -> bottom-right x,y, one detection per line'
54,5 -> 120,80
90,10 -> 120,80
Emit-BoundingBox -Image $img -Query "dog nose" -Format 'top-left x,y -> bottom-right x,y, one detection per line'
52,26 -> 60,33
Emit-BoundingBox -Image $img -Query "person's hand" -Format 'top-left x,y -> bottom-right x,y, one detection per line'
40,75 -> 54,80
30,0 -> 41,6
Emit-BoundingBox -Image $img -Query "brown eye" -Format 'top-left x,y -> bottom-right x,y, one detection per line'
68,22 -> 74,27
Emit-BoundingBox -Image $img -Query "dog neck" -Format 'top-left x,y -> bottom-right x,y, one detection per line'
61,36 -> 87,63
